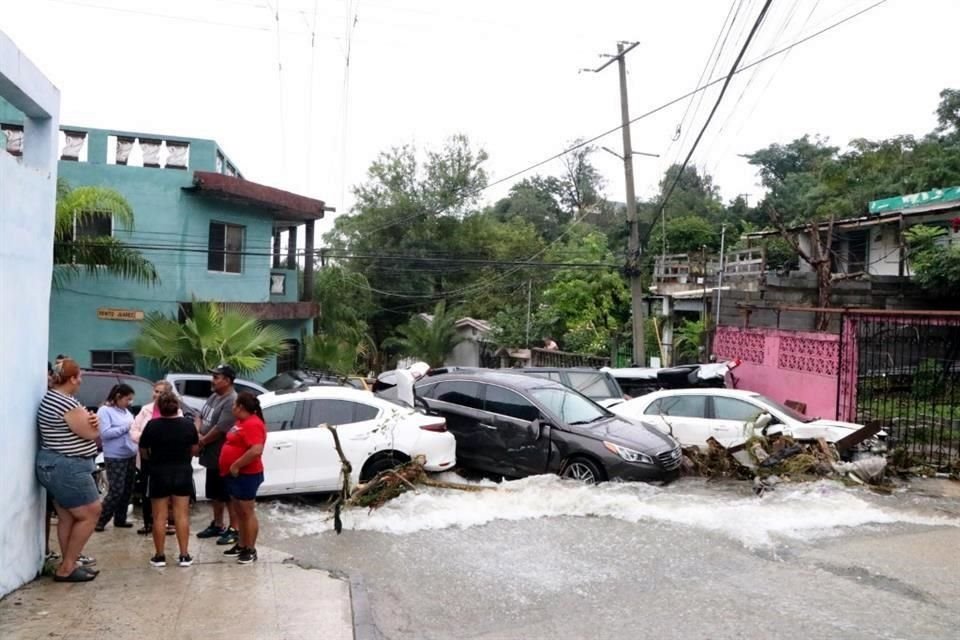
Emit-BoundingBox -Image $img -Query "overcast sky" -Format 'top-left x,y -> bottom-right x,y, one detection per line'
4,0 -> 957,238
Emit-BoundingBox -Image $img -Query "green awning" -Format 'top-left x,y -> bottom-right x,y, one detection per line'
868,186 -> 960,214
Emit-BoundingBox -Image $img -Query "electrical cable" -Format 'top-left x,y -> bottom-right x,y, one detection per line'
358,0 -> 889,237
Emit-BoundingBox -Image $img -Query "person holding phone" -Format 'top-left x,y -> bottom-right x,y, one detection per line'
36,358 -> 103,583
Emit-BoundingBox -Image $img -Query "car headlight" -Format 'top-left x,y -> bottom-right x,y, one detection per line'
603,441 -> 654,464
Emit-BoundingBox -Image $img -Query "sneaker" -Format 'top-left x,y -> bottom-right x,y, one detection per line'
222,544 -> 243,557
149,554 -> 166,568
178,554 -> 193,567
216,528 -> 239,546
197,522 -> 226,539
237,548 -> 258,565
77,555 -> 97,566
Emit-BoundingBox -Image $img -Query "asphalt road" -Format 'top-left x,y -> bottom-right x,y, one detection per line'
259,477 -> 960,640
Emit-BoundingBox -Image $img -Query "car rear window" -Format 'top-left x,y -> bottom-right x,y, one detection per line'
565,372 -> 618,399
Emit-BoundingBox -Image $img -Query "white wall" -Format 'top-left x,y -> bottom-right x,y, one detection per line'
868,225 -> 902,276
0,30 -> 60,597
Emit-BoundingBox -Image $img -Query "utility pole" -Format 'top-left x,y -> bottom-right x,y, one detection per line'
714,223 -> 727,331
525,280 -> 533,348
582,41 -> 650,367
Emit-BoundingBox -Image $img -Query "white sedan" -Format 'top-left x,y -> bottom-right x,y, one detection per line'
193,386 -> 456,499
609,388 -> 879,451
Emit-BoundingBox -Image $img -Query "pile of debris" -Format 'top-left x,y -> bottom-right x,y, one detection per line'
682,433 -> 890,493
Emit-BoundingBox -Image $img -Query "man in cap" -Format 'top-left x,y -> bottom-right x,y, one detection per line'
195,364 -> 239,546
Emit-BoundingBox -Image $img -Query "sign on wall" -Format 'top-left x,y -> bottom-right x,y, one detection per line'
97,307 -> 144,321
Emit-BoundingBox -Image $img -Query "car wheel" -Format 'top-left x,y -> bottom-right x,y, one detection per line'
360,452 -> 411,483
561,458 -> 603,485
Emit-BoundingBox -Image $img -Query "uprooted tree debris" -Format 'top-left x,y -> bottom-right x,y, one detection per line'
326,425 -> 491,534
682,433 -> 891,494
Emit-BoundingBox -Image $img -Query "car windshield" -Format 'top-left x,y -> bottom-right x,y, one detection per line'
565,371 -> 619,399
532,387 -> 610,426
754,394 -> 814,423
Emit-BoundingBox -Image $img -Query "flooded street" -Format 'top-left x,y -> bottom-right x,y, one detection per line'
260,477 -> 960,640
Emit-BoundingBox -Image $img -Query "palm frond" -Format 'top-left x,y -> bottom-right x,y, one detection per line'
54,237 -> 159,285
133,302 -> 287,375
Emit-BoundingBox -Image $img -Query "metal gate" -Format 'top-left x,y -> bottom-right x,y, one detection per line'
838,312 -> 960,469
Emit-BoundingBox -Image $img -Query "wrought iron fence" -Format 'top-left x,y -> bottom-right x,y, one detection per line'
839,312 -> 960,469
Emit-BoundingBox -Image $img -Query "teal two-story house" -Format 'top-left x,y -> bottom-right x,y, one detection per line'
2,99 -> 327,382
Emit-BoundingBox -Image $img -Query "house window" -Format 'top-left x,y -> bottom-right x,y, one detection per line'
74,213 -> 113,239
276,339 -> 300,374
90,350 -> 135,374
208,222 -> 244,273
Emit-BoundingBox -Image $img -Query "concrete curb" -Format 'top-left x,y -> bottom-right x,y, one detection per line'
282,557 -> 382,640
349,573 -> 383,640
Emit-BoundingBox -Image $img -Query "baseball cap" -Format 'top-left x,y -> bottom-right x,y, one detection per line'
208,363 -> 237,381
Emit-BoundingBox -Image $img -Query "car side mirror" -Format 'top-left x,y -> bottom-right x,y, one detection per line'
531,418 -> 545,441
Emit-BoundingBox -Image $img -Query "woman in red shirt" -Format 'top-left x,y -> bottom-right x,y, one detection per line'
219,392 -> 266,564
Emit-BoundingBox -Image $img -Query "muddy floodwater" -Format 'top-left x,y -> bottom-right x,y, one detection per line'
258,476 -> 960,639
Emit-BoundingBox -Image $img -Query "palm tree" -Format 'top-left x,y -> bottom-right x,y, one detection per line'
303,333 -> 373,378
384,301 -> 465,368
672,319 -> 706,364
54,179 -> 158,287
133,301 -> 286,375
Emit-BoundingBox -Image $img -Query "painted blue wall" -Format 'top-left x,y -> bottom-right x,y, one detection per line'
46,128 -> 310,383
0,32 -> 60,597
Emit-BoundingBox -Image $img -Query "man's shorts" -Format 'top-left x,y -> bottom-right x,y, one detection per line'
36,449 -> 99,510
205,466 -> 231,502
147,466 -> 195,499
224,472 -> 264,501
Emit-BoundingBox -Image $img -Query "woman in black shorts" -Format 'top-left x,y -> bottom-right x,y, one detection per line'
139,391 -> 199,568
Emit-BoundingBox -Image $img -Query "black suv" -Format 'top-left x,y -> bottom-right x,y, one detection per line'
416,370 -> 681,483
76,369 -> 156,415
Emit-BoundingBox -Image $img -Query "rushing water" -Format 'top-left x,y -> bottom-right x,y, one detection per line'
264,475 -> 957,548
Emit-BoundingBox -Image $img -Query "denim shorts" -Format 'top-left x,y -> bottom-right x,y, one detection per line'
36,449 -> 100,509
224,472 -> 264,501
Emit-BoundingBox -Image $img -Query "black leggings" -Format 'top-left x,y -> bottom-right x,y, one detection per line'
97,456 -> 137,527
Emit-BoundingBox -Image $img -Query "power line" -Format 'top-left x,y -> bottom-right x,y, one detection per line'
356,0 -> 888,237
654,0 -> 772,228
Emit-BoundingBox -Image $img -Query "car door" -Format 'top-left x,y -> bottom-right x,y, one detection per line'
482,384 -> 550,477
708,396 -> 767,445
421,380 -> 491,470
259,400 -> 300,493
642,395 -> 710,447
292,399 -> 361,491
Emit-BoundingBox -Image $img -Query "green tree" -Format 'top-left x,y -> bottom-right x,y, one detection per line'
536,231 -> 630,355
647,215 -> 719,255
490,176 -> 568,241
383,301 -> 465,368
672,318 -> 707,364
324,135 -> 489,346
905,225 -> 960,296
54,179 -> 159,286
133,302 -> 286,375
303,334 -> 373,378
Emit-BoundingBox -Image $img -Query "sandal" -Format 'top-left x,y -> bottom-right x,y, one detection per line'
53,567 -> 96,583
80,566 -> 100,576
